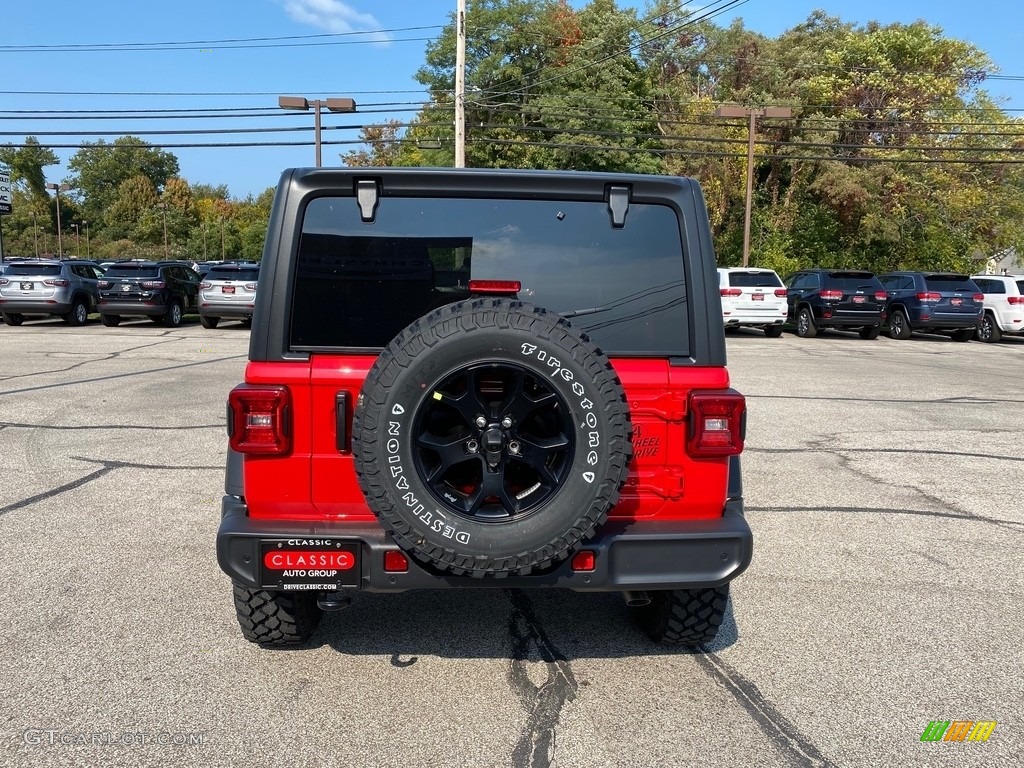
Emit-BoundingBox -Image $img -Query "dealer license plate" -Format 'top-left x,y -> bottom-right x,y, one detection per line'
259,539 -> 360,590
21,282 -> 33,290
751,293 -> 764,301
853,295 -> 866,303
222,285 -> 235,293
951,297 -> 962,306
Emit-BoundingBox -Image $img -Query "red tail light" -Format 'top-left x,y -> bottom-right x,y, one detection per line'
228,385 -> 292,455
469,279 -> 520,294
875,291 -> 888,301
720,288 -> 743,297
199,281 -> 212,289
972,293 -> 984,303
687,390 -> 745,458
774,288 -> 788,298
98,280 -> 111,289
244,282 -> 257,291
1008,296 -> 1024,305
0,278 -> 8,286
43,278 -> 70,287
141,280 -> 166,290
916,292 -> 940,302
820,289 -> 843,301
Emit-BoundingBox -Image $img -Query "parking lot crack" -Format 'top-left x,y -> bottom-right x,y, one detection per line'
695,650 -> 840,768
0,466 -> 114,517
506,589 -> 579,768
0,420 -> 223,432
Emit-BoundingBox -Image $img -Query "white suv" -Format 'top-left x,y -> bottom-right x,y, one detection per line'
971,274 -> 1024,342
718,267 -> 788,337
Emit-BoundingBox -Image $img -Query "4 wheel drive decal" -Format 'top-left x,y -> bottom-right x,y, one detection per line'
520,342 -> 600,483
386,410 -> 471,544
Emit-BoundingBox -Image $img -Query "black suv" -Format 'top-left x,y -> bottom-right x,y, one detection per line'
877,272 -> 983,341
97,261 -> 200,327
784,269 -> 888,338
217,168 -> 751,648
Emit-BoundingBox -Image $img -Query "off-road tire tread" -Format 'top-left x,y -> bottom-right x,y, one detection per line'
638,585 -> 729,646
354,298 -> 632,578
231,582 -> 321,646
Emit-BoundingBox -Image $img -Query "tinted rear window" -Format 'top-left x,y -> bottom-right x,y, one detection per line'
209,267 -> 259,281
728,271 -> 782,288
827,273 -> 882,292
924,275 -> 976,292
292,196 -> 689,355
6,264 -> 62,276
105,265 -> 159,278
1017,280 -> 1024,294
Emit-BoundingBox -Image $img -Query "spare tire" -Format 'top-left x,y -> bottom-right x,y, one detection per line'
354,298 -> 632,577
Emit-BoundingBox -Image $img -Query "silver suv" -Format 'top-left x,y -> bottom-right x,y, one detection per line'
0,259 -> 104,326
198,262 -> 259,328
971,273 -> 1024,342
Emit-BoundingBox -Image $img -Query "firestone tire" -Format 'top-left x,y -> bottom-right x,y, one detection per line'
231,582 -> 322,646
353,298 -> 632,578
636,585 -> 730,646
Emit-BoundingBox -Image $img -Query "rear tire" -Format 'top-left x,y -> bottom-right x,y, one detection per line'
636,585 -> 730,646
232,582 -> 322,646
858,325 -> 881,340
67,298 -> 89,327
100,314 -> 120,327
950,328 -> 974,342
796,307 -> 818,338
763,325 -> 784,338
3,312 -> 25,326
976,313 -> 1001,343
888,309 -> 912,340
200,315 -> 220,329
164,300 -> 183,327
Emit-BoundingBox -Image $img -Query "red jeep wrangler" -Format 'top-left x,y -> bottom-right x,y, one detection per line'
217,168 -> 751,647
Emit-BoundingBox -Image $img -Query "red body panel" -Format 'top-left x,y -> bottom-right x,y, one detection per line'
241,356 -> 735,524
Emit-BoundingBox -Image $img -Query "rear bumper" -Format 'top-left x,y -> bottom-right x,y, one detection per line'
724,312 -> 786,326
0,299 -> 73,315
907,312 -> 981,330
216,497 -> 753,592
200,303 -> 254,319
98,300 -> 167,317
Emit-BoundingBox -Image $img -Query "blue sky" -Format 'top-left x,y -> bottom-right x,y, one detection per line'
3,0 -> 1022,199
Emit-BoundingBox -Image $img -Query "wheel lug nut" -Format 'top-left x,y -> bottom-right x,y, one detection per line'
475,416 -> 487,428
508,440 -> 521,455
501,416 -> 513,428
466,439 -> 479,453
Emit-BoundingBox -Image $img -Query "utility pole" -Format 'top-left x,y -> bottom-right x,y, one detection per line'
46,182 -> 71,258
455,0 -> 467,168
157,202 -> 169,258
714,106 -> 792,267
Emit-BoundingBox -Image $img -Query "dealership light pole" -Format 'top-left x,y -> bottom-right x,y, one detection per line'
156,202 -> 169,258
70,222 -> 81,257
31,211 -> 39,257
83,220 -> 90,257
714,106 -> 792,267
278,95 -> 357,167
46,182 -> 71,258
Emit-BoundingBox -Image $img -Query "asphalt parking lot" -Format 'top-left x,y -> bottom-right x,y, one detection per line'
0,319 -> 1021,768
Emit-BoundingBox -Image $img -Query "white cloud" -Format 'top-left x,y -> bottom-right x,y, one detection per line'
279,0 -> 390,42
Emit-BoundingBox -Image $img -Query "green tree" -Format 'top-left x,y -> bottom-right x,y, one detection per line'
67,137 -> 180,230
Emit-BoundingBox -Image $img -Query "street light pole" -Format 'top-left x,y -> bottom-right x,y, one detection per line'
202,223 -> 207,260
714,106 -> 792,267
156,202 -> 169,258
83,220 -> 90,257
219,217 -> 225,259
31,211 -> 39,257
45,182 -> 71,258
70,223 -> 80,257
278,95 -> 357,167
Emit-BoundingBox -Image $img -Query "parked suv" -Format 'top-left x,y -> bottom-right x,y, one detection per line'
217,168 -> 751,648
878,272 -> 983,341
0,259 -> 104,326
718,267 -> 788,336
783,269 -> 888,338
198,262 -> 259,328
97,261 -> 200,327
971,274 -> 1024,342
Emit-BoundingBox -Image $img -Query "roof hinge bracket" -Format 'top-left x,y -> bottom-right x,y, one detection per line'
607,185 -> 630,229
355,179 -> 380,223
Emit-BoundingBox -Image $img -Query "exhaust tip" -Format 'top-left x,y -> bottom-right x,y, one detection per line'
623,590 -> 651,607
